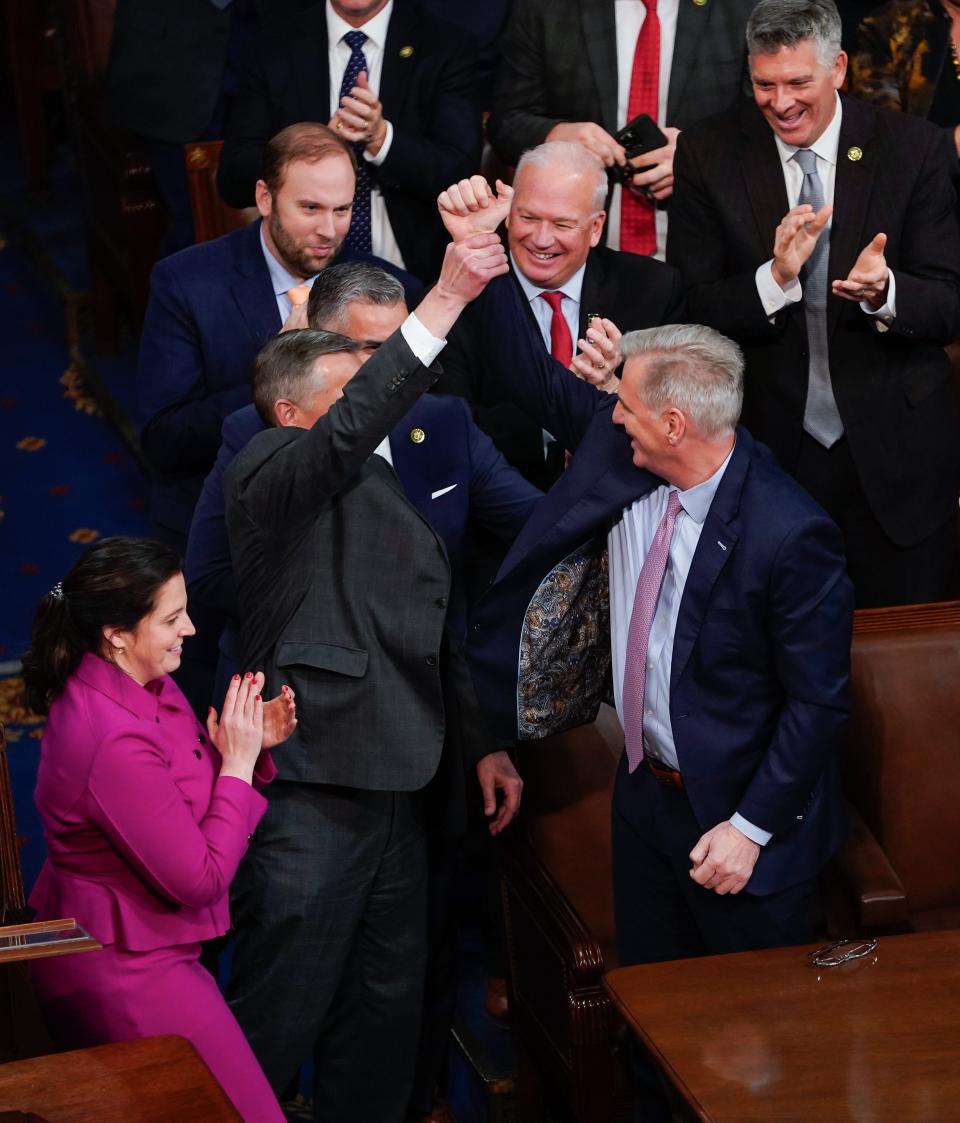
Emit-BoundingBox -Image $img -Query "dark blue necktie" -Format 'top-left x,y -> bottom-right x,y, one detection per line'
339,30 -> 373,254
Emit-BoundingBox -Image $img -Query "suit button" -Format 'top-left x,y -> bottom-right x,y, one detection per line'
426,655 -> 438,666
436,596 -> 447,608
193,749 -> 202,760
197,732 -> 206,744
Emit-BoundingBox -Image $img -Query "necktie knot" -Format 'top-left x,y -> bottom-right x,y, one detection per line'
343,30 -> 368,51
642,0 -> 657,12
665,490 -> 682,520
793,148 -> 817,175
538,291 -> 564,314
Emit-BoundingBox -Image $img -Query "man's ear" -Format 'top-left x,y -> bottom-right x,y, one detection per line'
589,211 -> 607,248
273,398 -> 299,428
665,406 -> 686,446
255,179 -> 273,219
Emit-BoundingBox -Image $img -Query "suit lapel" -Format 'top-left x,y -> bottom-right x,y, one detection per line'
739,103 -> 790,260
388,400 -> 433,519
290,7 -> 331,116
230,221 -> 283,343
380,3 -> 421,121
580,0 -> 619,133
666,0 -> 710,124
827,96 -> 880,340
670,433 -> 749,691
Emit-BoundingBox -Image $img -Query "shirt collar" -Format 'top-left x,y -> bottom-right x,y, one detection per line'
672,442 -> 735,525
259,221 -> 318,298
74,651 -> 170,723
773,91 -> 843,169
326,0 -> 393,50
511,256 -> 587,307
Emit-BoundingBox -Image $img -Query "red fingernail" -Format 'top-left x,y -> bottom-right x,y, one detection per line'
245,672 -> 253,679
233,675 -> 240,681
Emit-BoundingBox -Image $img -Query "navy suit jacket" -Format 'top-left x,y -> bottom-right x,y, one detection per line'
186,391 -> 542,694
137,219 -> 422,540
466,275 -> 853,896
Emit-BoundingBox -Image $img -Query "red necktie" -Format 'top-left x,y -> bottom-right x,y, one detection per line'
538,291 -> 573,368
620,0 -> 659,256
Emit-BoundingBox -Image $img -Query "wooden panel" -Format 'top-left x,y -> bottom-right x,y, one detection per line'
604,930 -> 960,1122
0,1035 -> 241,1122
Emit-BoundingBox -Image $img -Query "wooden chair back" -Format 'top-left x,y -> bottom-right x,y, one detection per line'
185,141 -> 256,244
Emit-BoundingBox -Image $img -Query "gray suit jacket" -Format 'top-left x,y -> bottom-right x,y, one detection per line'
224,330 -> 487,792
487,0 -> 756,165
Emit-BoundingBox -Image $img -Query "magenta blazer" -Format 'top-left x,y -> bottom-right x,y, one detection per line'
30,652 -> 274,951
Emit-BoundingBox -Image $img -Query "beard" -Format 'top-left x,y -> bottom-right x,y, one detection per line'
267,210 -> 343,279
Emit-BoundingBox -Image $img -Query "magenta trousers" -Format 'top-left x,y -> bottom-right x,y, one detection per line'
31,940 -> 284,1123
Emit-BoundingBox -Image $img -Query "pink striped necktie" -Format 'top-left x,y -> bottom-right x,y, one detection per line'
622,489 -> 683,773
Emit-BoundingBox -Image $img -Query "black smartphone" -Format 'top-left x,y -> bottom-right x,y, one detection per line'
612,113 -> 669,183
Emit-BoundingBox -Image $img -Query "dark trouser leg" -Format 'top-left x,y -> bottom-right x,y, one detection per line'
611,757 -> 818,1121
408,838 -> 459,1115
312,789 -> 428,1123
227,781 -> 428,1121
795,433 -> 958,608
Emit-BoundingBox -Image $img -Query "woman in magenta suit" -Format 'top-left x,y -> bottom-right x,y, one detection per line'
21,537 -> 295,1123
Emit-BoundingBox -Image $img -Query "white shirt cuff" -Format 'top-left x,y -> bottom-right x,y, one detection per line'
756,260 -> 802,319
364,120 -> 394,166
403,311 -> 446,367
730,812 -> 772,847
860,270 -> 896,328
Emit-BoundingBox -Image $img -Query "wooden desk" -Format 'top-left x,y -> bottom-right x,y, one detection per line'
603,929 -> 960,1122
0,1035 -> 241,1122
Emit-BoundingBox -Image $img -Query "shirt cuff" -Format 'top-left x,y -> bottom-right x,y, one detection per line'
364,120 -> 394,166
403,311 -> 446,367
860,270 -> 896,329
756,260 -> 801,319
730,812 -> 772,847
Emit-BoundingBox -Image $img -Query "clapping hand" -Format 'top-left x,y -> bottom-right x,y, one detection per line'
262,684 -> 297,748
437,176 -> 513,242
330,71 -> 387,156
207,671 -> 265,783
570,316 -> 622,392
831,233 -> 889,308
771,203 -> 832,290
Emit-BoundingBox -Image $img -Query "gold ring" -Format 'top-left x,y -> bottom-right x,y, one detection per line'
336,122 -> 342,131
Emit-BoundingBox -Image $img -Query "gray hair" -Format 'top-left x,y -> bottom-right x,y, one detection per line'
620,324 -> 743,439
747,0 -> 842,68
307,261 -> 405,331
515,140 -> 608,214
252,329 -> 362,426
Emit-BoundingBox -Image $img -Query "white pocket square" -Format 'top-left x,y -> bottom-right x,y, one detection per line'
431,484 -> 458,500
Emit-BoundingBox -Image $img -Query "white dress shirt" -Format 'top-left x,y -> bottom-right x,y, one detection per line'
607,0 -> 679,260
755,94 -> 896,322
326,0 -> 406,269
608,447 -> 771,845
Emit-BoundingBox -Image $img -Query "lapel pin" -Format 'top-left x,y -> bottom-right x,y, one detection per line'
717,541 -> 727,551
399,45 -> 414,58
692,0 -> 708,7
846,146 -> 863,162
410,427 -> 426,444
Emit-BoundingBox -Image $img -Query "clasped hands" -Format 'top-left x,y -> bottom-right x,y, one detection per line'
437,175 -> 623,389
772,203 -> 890,309
329,71 -> 387,156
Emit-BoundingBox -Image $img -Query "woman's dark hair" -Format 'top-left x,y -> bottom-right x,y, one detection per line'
21,537 -> 182,715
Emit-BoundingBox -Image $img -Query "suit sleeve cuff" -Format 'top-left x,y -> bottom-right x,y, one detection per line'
403,312 -> 447,366
730,812 -> 772,846
861,270 -> 896,328
756,261 -> 801,319
364,121 -> 394,166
